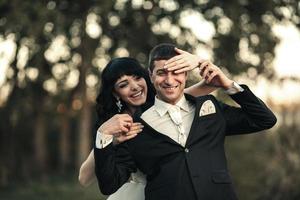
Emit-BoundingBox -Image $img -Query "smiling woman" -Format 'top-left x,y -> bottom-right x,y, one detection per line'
113,75 -> 148,114
96,57 -> 155,122
79,57 -> 154,200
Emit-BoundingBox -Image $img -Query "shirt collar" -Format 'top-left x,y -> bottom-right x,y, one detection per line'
154,95 -> 190,117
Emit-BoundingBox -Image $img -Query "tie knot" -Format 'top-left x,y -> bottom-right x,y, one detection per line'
168,106 -> 182,125
169,105 -> 180,112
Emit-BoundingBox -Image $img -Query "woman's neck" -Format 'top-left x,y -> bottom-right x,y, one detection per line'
124,106 -> 137,116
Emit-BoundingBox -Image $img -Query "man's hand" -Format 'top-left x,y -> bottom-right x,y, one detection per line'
199,61 -> 233,90
163,47 -> 233,90
163,48 -> 204,73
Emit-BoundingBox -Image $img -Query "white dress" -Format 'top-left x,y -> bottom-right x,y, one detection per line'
107,170 -> 146,200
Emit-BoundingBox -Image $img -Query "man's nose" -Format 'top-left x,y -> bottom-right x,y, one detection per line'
165,73 -> 175,84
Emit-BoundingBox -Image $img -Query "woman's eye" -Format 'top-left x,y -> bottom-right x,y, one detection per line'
118,83 -> 128,88
134,76 -> 142,80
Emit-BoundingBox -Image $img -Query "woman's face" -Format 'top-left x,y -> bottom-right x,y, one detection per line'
114,75 -> 148,107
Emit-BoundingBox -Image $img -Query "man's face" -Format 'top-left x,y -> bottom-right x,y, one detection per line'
150,60 -> 187,105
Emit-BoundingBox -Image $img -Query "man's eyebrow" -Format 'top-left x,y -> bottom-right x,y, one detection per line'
156,68 -> 167,73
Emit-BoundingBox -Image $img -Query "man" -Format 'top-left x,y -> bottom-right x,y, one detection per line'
94,44 -> 277,200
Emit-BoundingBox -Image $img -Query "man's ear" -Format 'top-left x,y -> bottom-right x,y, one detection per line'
148,68 -> 154,83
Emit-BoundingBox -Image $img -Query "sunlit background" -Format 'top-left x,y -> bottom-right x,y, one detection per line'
0,0 -> 299,199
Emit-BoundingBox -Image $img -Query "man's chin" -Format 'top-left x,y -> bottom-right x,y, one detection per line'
162,96 -> 179,104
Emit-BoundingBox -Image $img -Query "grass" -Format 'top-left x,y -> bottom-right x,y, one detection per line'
0,177 -> 106,200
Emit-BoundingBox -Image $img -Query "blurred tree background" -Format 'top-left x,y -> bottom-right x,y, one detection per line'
0,0 -> 299,199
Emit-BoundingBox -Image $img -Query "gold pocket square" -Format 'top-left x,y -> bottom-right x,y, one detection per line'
199,100 -> 216,116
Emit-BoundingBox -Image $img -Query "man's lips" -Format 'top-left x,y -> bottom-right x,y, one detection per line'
162,85 -> 179,91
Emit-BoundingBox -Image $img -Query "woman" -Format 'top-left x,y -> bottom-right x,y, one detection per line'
79,52 -> 216,199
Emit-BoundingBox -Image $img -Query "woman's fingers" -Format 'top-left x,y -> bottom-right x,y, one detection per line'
114,114 -> 133,132
127,123 -> 143,134
116,114 -> 133,123
115,123 -> 144,143
116,133 -> 138,143
100,114 -> 134,135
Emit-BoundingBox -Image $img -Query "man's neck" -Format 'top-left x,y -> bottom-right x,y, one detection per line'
156,94 -> 185,106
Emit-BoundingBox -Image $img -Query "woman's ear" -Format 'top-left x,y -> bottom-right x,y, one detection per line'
112,92 -> 119,100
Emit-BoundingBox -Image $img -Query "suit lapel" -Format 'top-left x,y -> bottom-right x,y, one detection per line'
185,95 -> 213,147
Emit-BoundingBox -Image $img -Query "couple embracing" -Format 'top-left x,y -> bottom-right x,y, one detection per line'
91,43 -> 276,200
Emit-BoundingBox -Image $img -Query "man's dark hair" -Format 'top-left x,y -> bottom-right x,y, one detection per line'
148,43 -> 179,72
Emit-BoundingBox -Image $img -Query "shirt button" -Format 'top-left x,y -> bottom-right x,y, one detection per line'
184,148 -> 189,153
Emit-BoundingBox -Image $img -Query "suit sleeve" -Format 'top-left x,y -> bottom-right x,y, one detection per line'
94,142 -> 137,195
219,84 -> 277,135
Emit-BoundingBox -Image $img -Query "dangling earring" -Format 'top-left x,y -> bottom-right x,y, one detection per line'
116,97 -> 123,113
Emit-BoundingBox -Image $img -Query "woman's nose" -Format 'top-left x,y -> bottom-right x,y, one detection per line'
130,82 -> 139,90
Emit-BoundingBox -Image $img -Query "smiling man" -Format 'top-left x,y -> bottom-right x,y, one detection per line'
94,43 -> 277,200
150,60 -> 186,105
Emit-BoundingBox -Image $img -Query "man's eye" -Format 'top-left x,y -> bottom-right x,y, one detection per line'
157,71 -> 165,76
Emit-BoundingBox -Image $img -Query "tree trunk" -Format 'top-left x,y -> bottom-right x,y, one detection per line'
77,93 -> 92,168
33,107 -> 48,178
0,126 -> 9,186
59,108 -> 71,173
75,29 -> 96,169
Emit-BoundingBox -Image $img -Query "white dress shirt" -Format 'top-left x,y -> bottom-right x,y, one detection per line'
141,95 -> 195,147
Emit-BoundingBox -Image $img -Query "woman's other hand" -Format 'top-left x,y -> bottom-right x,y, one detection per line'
113,122 -> 144,144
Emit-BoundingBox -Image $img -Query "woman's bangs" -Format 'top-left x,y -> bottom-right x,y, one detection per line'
106,58 -> 147,83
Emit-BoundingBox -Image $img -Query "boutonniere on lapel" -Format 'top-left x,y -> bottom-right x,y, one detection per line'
199,100 -> 216,117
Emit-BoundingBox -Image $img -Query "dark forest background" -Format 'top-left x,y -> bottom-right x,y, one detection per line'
0,0 -> 300,199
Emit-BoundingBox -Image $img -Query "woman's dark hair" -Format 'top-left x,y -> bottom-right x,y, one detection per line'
96,57 -> 155,123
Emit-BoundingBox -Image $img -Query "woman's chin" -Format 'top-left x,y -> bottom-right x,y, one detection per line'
129,99 -> 146,107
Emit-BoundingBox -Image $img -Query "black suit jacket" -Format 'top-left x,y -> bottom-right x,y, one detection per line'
94,85 -> 276,200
